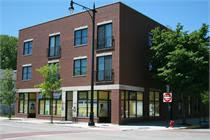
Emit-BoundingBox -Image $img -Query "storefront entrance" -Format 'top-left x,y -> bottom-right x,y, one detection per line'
66,91 -> 73,121
28,93 -> 36,118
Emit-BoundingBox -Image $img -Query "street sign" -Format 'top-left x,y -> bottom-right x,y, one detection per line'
163,92 -> 172,103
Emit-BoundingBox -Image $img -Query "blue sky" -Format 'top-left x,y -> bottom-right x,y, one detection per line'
0,0 -> 209,37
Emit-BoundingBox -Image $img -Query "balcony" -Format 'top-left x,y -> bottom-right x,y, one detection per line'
96,36 -> 115,52
95,69 -> 114,84
47,46 -> 61,60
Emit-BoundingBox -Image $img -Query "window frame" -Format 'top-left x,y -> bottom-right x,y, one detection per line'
23,41 -> 33,56
149,91 -> 160,117
77,91 -> 110,118
120,90 -> 144,119
38,95 -> 62,116
18,93 -> 28,114
73,58 -> 87,76
22,66 -> 32,81
97,23 -> 112,49
74,28 -> 88,47
49,35 -> 60,57
96,55 -> 112,81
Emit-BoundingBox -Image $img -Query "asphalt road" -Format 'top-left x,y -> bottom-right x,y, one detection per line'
0,119 -> 209,140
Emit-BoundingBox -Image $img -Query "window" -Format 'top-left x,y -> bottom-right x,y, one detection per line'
121,91 -> 143,118
18,93 -> 28,114
74,28 -> 88,46
97,55 -> 112,81
149,91 -> 160,117
97,23 -> 112,49
77,91 -> 110,118
22,66 -> 32,80
73,58 -> 87,76
23,41 -> 32,55
49,35 -> 60,57
38,94 -> 61,116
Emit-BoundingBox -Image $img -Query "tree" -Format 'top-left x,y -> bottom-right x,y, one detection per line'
0,69 -> 16,119
0,35 -> 18,70
201,91 -> 209,105
35,64 -> 61,123
150,23 -> 209,123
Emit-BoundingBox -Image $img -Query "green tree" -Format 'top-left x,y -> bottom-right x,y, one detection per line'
35,64 -> 61,123
0,35 -> 18,70
0,69 -> 16,119
150,24 -> 209,122
201,91 -> 209,105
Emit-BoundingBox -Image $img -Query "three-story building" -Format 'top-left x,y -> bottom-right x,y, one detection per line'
16,2 -> 172,124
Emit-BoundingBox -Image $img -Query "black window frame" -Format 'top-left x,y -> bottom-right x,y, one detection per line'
149,91 -> 160,117
23,41 -> 32,55
120,90 -> 144,119
73,58 -> 87,76
97,23 -> 112,49
18,93 -> 28,114
22,66 -> 32,80
38,95 -> 62,116
74,28 -> 88,46
96,55 -> 112,81
77,91 -> 110,118
49,35 -> 60,57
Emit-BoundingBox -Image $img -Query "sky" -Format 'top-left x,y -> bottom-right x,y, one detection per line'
0,0 -> 209,37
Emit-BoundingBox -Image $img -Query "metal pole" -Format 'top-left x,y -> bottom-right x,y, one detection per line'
88,3 -> 96,126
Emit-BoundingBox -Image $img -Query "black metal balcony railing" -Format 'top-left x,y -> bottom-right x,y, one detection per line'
47,46 -> 61,59
95,69 -> 114,83
97,36 -> 114,50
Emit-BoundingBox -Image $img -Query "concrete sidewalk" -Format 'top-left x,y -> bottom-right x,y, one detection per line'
0,117 -> 207,131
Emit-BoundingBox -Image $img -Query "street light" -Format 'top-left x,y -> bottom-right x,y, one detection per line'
69,0 -> 96,126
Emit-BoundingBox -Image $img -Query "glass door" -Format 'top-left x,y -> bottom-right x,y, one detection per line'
28,93 -> 36,118
98,91 -> 111,123
66,91 -> 73,121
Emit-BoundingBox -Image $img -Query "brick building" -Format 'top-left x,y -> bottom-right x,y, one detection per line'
16,2 -> 201,124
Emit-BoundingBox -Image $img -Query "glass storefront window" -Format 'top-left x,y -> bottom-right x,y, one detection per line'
39,100 -> 44,115
137,101 -> 143,117
98,91 -> 108,100
56,100 -> 62,116
19,100 -> 24,113
29,93 -> 36,100
121,91 -> 144,118
129,100 -> 136,117
77,91 -> 110,118
18,93 -> 28,114
149,91 -> 160,117
45,100 -> 50,115
78,100 -> 87,117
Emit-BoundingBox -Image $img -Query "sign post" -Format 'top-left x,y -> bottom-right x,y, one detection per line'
164,85 -> 174,127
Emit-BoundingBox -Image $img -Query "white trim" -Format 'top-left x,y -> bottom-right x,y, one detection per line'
74,25 -> 88,31
48,59 -> 59,64
22,64 -> 32,67
97,20 -> 112,26
24,39 -> 33,42
61,84 -> 144,92
96,52 -> 112,57
16,88 -> 40,93
73,56 -> 87,60
16,84 -> 144,93
49,32 -> 60,36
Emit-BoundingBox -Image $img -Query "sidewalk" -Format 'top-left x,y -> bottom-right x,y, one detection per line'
0,117 -> 208,131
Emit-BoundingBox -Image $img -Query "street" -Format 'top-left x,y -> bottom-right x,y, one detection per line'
0,119 -> 209,140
